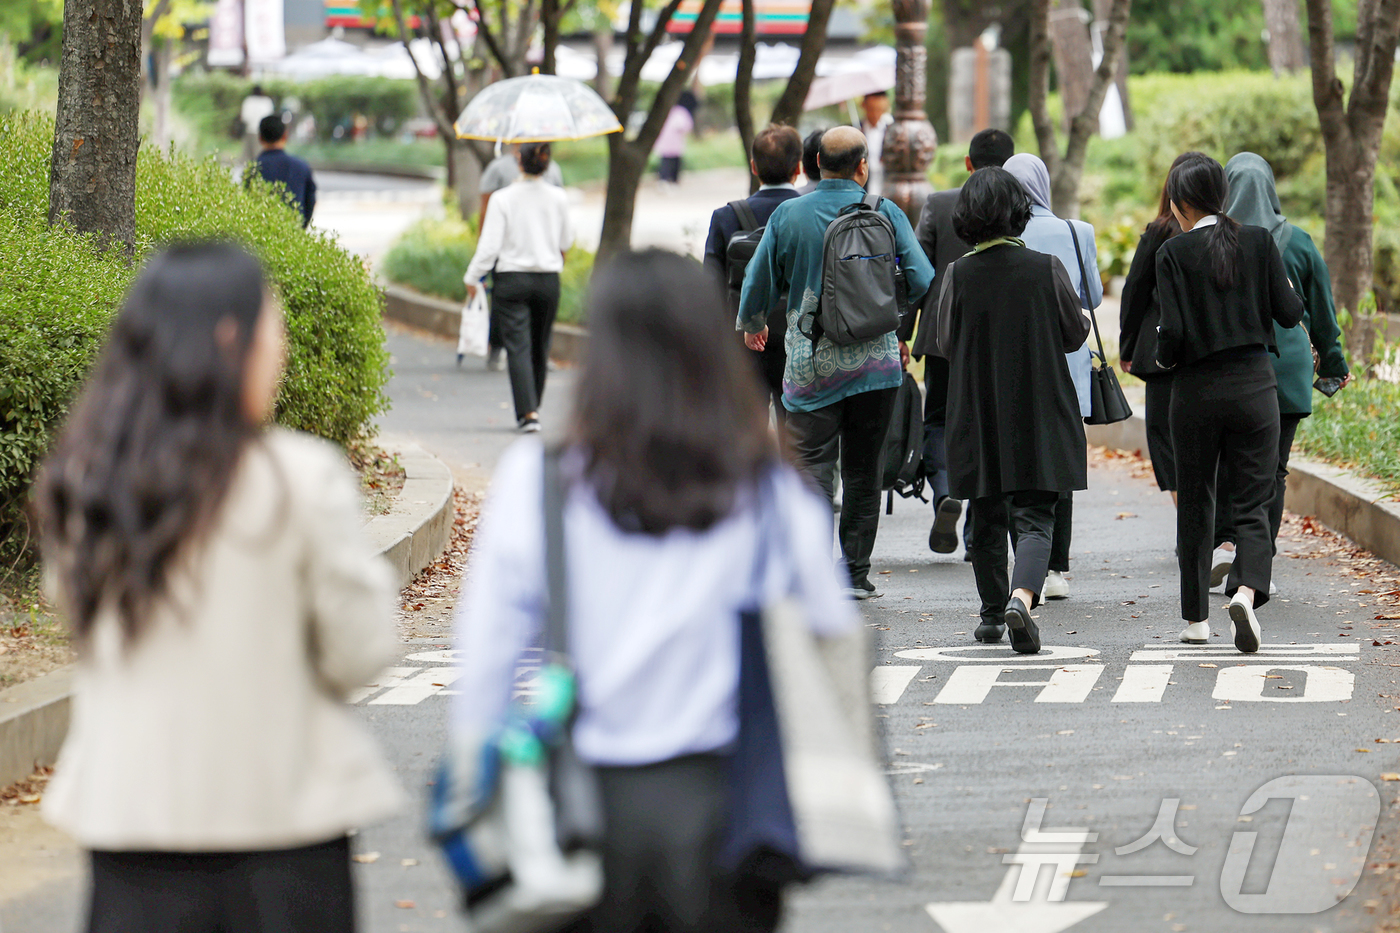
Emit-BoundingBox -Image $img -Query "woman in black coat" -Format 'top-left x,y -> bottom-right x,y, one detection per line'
1155,154 -> 1303,653
1119,153 -> 1192,500
932,167 -> 1090,654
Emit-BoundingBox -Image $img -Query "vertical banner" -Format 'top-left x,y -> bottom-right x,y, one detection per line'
208,0 -> 245,67
245,0 -> 287,65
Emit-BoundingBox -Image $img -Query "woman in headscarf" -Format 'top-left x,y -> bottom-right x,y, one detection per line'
1001,153 -> 1102,603
1212,152 -> 1351,589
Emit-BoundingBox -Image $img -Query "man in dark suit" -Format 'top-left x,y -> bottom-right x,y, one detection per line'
255,115 -> 316,228
901,128 -> 1014,554
703,124 -> 803,425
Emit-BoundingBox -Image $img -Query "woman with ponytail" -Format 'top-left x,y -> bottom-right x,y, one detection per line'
1155,154 -> 1303,653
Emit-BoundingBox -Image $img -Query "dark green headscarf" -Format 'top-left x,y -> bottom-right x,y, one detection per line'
1224,152 -> 1292,254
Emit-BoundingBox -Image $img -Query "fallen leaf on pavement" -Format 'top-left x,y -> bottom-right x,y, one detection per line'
1381,773 -> 1400,781
352,852 -> 380,864
395,900 -> 416,909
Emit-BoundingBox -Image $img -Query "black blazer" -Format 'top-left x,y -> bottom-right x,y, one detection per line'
702,187 -> 802,289
1155,223 -> 1304,370
904,187 -> 973,357
1117,221 -> 1175,378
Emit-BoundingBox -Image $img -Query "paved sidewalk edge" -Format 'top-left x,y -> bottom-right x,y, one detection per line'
381,281 -> 589,365
1084,415 -> 1400,569
0,443 -> 455,789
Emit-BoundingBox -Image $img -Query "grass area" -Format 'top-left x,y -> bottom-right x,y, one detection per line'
1295,377 -> 1400,495
299,138 -> 447,172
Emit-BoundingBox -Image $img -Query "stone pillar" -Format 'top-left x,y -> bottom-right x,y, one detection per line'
883,0 -> 937,226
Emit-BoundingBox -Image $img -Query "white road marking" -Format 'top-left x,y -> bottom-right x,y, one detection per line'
347,667 -> 422,705
871,665 -> 922,704
896,645 -> 1100,663
369,667 -> 465,705
1212,665 -> 1355,702
1129,644 -> 1359,662
1111,664 -> 1174,703
933,665 -> 1104,705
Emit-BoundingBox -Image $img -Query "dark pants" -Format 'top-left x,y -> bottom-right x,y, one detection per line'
1171,352 -> 1279,622
659,155 -> 682,183
750,309 -> 788,431
786,386 -> 898,587
87,837 -> 353,933
1213,413 -> 1304,555
968,490 -> 1059,628
561,754 -> 780,933
921,357 -> 951,504
1143,375 -> 1177,492
487,276 -> 502,353
493,271 -> 560,422
1006,492 -> 1073,572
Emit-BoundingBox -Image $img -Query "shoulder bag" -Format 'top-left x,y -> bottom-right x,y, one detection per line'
429,450 -> 604,932
1067,219 -> 1133,425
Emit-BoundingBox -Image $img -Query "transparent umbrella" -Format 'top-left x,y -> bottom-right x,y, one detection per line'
454,73 -> 623,144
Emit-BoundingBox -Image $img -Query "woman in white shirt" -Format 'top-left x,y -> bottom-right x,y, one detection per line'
37,243 -> 400,933
452,249 -> 858,932
465,141 -> 575,433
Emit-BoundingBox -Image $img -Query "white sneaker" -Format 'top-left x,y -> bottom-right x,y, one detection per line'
1268,580 -> 1279,597
1210,547 -> 1235,588
1042,570 -> 1070,600
1179,621 -> 1210,644
1229,594 -> 1261,653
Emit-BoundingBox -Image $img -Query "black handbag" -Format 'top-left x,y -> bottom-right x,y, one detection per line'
1067,219 -> 1133,425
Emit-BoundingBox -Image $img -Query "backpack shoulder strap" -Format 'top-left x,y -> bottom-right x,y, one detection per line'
729,198 -> 759,232
863,192 -> 883,212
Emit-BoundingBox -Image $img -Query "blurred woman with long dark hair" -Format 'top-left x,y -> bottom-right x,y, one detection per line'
37,243 -> 401,933
450,249 -> 857,932
1155,155 -> 1303,652
1119,152 -> 1195,503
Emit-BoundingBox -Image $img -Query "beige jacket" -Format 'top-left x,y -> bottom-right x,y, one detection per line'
43,429 -> 403,851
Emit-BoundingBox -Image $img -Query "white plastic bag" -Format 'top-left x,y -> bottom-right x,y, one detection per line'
458,281 -> 490,358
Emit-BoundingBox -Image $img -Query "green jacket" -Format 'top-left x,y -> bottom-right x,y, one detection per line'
1275,227 -> 1348,415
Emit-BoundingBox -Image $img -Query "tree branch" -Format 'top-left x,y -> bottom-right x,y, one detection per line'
631,0 -> 724,150
393,0 -> 456,139
468,0 -> 514,75
1353,0 -> 1400,116
1027,0 -> 1058,174
1061,0 -> 1130,171
424,2 -> 462,110
613,0 -> 684,121
1305,0 -> 1348,141
768,0 -> 835,127
735,0 -> 757,190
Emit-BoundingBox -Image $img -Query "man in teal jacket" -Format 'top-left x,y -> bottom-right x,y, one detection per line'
737,126 -> 934,598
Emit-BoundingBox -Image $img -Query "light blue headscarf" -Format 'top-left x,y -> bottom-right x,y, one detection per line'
1003,153 -> 1053,211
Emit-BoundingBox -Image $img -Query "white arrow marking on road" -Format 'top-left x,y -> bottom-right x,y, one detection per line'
1212,664 -> 1355,702
871,665 -> 921,704
927,800 -> 1107,933
1111,664 -> 1173,703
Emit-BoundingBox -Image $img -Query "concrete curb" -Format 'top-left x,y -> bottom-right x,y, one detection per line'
1084,413 -> 1400,570
381,281 -> 589,366
0,443 -> 456,790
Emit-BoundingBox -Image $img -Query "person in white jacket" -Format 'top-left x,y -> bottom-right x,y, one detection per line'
36,243 -> 401,933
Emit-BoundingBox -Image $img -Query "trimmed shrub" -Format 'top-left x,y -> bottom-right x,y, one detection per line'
382,212 -> 595,325
1296,376 -> 1400,495
172,71 -> 419,144
0,111 -> 389,560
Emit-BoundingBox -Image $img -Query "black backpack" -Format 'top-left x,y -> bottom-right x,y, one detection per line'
799,194 -> 910,346
880,371 -> 927,514
724,199 -> 766,313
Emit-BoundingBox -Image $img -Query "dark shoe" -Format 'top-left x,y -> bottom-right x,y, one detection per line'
518,416 -> 541,434
974,620 -> 1005,643
1004,597 -> 1041,655
456,352 -> 464,368
847,579 -> 882,600
928,497 -> 963,553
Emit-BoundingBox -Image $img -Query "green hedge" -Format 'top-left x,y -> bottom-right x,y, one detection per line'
382,212 -> 595,325
1296,377 -> 1400,495
0,110 -> 389,560
172,70 -> 419,146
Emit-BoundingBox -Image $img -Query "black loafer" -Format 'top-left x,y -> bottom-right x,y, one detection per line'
974,620 -> 1005,643
928,497 -> 963,553
1004,597 -> 1041,654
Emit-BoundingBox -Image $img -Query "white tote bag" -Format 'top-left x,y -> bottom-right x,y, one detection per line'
458,281 -> 490,358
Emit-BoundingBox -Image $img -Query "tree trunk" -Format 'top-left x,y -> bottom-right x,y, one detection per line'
1029,0 -> 1131,217
735,0 -> 758,194
541,0 -> 559,74
596,0 -> 725,263
593,28 -> 613,100
1305,0 -> 1400,364
451,141 -> 482,221
1048,0 -> 1094,136
769,0 -> 836,127
1264,0 -> 1307,75
1092,0 -> 1132,129
49,0 -> 142,255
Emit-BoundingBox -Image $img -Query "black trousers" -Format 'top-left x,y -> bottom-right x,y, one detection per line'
561,754 -> 781,933
921,357 -> 951,503
749,308 -> 788,431
1170,352 -> 1279,622
87,837 -> 353,933
1143,375 -> 1177,492
1213,412 -> 1304,555
1004,492 -> 1073,572
493,271 -> 560,421
968,490 -> 1059,627
785,386 -> 898,587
